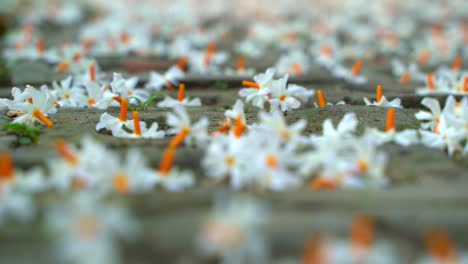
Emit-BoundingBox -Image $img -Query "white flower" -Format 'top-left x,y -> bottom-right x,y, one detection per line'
419,114 -> 465,156
0,86 -> 33,110
187,48 -> 229,74
157,84 -> 201,108
46,194 -> 139,264
415,97 -> 443,130
331,60 -> 367,85
203,134 -> 253,186
83,82 -> 115,109
111,73 -> 149,104
114,111 -> 165,139
256,110 -> 307,143
239,68 -> 276,109
51,76 -> 86,108
224,57 -> 256,76
268,75 -> 314,112
391,59 -> 425,84
367,108 -> 419,146
48,137 -> 119,191
225,100 -> 246,123
306,215 -> 399,264
155,147 -> 195,191
416,71 -> 458,95
363,85 -> 402,108
308,112 -> 358,145
275,50 -> 309,75
145,66 -> 184,91
310,38 -> 341,69
166,106 -> 209,147
299,113 -> 359,178
197,195 -> 269,264
95,98 -> 133,136
9,86 -> 57,127
0,185 -> 35,224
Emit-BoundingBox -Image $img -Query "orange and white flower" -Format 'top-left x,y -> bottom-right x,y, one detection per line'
166,106 -> 209,146
9,85 -> 57,127
198,195 -> 269,263
367,108 -> 419,146
111,73 -> 149,104
331,60 -> 367,85
363,85 -> 402,108
239,68 -> 276,109
268,74 -> 314,112
96,98 -> 134,136
145,66 -> 185,91
157,83 -> 201,108
114,111 -> 165,139
46,194 -> 138,264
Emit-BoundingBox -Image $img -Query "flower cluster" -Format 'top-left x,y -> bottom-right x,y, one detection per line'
416,96 -> 468,156
203,100 -> 390,190
49,137 -> 194,193
239,68 -> 314,112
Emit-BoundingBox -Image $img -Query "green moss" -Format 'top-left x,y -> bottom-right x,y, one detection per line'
3,123 -> 41,145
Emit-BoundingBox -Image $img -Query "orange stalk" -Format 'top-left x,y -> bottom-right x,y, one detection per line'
0,153 -> 14,181
385,108 -> 396,132
242,80 -> 260,89
119,98 -> 128,121
169,128 -> 189,148
53,139 -> 78,166
113,96 -> 122,103
56,61 -> 70,73
233,116 -> 246,138
204,41 -> 217,66
33,109 -> 53,127
350,60 -> 362,76
427,72 -> 436,91
89,63 -> 96,82
177,83 -> 185,102
376,85 -> 383,103
451,56 -> 462,72
399,72 -> 411,84
159,147 -> 176,176
133,111 -> 141,136
462,76 -> 468,93
36,36 -> 45,54
434,118 -> 440,134
237,56 -> 245,72
316,90 -> 326,108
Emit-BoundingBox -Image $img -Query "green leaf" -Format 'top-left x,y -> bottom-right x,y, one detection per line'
127,93 -> 165,111
18,137 -> 32,145
213,81 -> 228,90
3,123 -> 41,144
